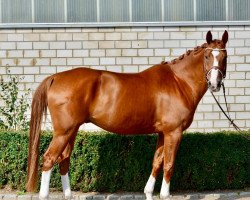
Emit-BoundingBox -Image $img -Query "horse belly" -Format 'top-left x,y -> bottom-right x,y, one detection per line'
90,109 -> 156,135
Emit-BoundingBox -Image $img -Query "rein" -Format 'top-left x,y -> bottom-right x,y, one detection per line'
210,83 -> 240,131
210,85 -> 249,140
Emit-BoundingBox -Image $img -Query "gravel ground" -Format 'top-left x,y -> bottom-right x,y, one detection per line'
0,190 -> 249,200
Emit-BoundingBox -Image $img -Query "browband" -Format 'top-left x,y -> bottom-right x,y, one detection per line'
205,48 -> 226,51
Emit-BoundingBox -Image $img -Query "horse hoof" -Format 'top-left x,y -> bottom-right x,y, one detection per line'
39,194 -> 49,200
64,189 -> 72,199
145,193 -> 154,200
64,195 -> 72,200
160,195 -> 171,200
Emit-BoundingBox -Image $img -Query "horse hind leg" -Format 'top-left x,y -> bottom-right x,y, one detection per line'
57,134 -> 78,200
144,133 -> 164,200
39,126 -> 79,200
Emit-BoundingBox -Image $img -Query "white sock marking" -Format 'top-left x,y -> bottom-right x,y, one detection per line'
160,178 -> 170,199
61,173 -> 72,199
39,169 -> 52,200
144,175 -> 156,200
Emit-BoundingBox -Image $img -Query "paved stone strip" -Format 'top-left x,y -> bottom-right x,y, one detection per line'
0,191 -> 250,200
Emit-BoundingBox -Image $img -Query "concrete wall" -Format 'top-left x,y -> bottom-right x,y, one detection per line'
0,26 -> 249,132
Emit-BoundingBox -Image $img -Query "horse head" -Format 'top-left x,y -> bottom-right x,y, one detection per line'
204,30 -> 228,92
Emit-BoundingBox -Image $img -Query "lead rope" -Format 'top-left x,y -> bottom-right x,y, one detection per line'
210,84 -> 249,140
221,82 -> 232,122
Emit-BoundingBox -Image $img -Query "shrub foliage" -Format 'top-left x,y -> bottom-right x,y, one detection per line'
0,72 -> 30,131
0,131 -> 249,192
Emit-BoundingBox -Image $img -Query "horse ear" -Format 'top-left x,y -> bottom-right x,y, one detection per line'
206,31 -> 212,44
222,30 -> 228,44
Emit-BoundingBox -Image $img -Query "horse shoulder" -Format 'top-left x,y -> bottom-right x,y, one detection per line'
153,69 -> 196,132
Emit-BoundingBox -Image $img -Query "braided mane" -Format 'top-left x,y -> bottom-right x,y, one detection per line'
161,43 -> 208,65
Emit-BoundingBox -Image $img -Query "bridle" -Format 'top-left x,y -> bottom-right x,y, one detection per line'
204,47 -> 227,85
203,47 -> 249,139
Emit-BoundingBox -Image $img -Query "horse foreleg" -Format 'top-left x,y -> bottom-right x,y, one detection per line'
160,129 -> 182,200
39,127 -> 78,200
144,133 -> 164,200
57,135 -> 77,200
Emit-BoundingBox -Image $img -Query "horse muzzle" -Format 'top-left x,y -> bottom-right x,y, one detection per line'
207,67 -> 224,92
208,80 -> 222,92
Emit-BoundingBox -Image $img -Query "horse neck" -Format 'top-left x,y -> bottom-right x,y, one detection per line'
170,49 -> 208,107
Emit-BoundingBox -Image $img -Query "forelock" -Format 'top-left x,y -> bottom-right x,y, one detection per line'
208,40 -> 226,49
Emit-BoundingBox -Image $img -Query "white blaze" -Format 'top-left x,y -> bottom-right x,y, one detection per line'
61,173 -> 72,199
209,50 -> 220,90
144,175 -> 156,200
212,50 -> 219,67
160,178 -> 170,199
39,169 -> 52,200
210,68 -> 219,88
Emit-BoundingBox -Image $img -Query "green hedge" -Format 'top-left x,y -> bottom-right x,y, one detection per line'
0,131 -> 249,193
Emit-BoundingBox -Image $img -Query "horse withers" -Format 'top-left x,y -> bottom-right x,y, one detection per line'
26,31 -> 228,200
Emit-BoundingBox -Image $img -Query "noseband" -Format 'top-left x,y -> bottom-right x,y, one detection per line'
204,48 -> 227,84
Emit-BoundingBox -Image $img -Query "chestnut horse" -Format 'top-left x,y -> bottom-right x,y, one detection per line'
26,31 -> 228,200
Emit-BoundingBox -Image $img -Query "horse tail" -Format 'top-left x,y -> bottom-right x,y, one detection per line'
26,76 -> 53,192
